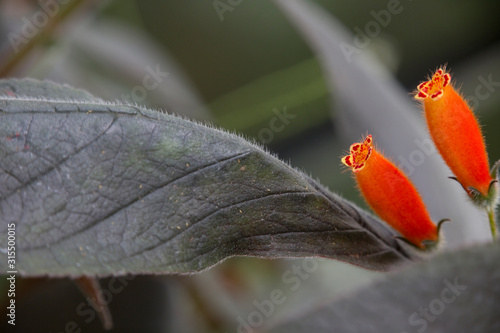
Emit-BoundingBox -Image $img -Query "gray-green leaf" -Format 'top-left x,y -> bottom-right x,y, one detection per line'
266,241 -> 500,333
0,78 -> 417,277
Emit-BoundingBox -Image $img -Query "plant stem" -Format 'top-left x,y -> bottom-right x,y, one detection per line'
487,205 -> 497,241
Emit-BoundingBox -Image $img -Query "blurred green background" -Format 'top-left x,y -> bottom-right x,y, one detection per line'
1,0 -> 500,332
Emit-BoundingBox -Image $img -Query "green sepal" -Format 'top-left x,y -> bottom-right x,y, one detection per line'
437,218 -> 451,234
394,218 -> 449,251
448,176 -> 498,208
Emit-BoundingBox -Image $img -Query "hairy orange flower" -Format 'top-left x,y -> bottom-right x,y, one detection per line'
415,68 -> 495,202
342,135 -> 439,249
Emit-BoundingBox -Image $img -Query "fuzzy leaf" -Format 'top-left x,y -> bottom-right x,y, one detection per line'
0,78 -> 417,277
266,241 -> 500,333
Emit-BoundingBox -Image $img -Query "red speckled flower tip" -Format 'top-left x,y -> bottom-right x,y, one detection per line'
342,135 -> 442,249
415,67 -> 497,205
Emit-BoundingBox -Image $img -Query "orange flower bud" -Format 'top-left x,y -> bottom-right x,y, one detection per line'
415,68 -> 495,202
342,135 -> 439,249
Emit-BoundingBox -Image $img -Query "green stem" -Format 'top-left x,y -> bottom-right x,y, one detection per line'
487,205 -> 497,241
